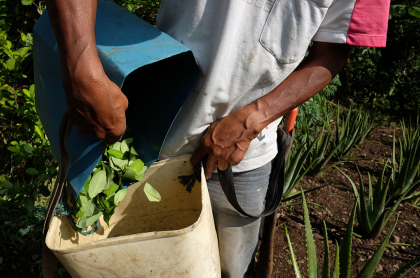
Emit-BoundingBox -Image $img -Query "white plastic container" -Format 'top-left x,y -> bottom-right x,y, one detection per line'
45,155 -> 221,278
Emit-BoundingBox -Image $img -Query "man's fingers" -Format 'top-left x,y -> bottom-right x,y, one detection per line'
217,159 -> 229,172
104,132 -> 123,146
190,143 -> 208,166
205,155 -> 218,179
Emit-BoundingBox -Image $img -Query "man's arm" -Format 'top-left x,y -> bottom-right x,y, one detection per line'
191,42 -> 350,178
45,0 -> 128,145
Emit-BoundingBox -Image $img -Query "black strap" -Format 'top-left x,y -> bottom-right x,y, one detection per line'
217,128 -> 292,218
42,110 -> 72,278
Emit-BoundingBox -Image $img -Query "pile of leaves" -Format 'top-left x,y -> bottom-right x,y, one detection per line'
74,138 -> 161,232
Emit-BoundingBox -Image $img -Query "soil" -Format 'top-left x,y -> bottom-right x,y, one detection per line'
271,125 -> 420,277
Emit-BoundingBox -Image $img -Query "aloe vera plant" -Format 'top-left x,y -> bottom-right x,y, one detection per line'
281,139 -> 327,201
304,122 -> 353,177
333,106 -> 377,160
388,119 -> 420,202
336,165 -> 391,239
282,189 -> 420,278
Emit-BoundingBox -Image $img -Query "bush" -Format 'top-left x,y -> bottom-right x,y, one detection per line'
335,0 -> 420,116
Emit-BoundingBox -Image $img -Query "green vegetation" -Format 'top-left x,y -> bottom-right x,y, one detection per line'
73,138 -> 161,232
283,189 -> 420,278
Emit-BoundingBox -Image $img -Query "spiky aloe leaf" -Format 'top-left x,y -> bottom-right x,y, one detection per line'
286,202 -> 332,215
369,176 -> 389,230
356,166 -> 372,232
367,210 -> 387,239
335,167 -> 362,227
356,216 -> 399,278
339,199 -> 357,278
321,221 -> 330,278
285,142 -> 307,193
367,174 -> 374,213
388,256 -> 420,278
372,162 -> 388,207
301,188 -> 319,278
282,184 -> 328,202
284,139 -> 316,196
283,223 -> 302,278
332,241 -> 340,278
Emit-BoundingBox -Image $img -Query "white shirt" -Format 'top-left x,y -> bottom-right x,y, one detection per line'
156,0 -> 390,172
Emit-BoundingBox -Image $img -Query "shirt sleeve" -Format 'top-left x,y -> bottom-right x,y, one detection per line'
312,0 -> 391,47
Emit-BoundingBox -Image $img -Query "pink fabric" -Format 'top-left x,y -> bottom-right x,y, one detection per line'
347,0 -> 391,47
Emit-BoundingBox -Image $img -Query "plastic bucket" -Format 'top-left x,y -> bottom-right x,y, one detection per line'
45,155 -> 220,277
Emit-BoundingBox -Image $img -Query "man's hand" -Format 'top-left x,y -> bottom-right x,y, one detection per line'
190,106 -> 261,179
62,69 -> 128,146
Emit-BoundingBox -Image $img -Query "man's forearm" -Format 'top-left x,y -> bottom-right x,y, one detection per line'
44,0 -> 129,144
45,0 -> 102,79
235,42 -> 350,136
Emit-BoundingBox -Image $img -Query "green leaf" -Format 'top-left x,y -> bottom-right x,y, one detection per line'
25,168 -> 39,175
144,182 -> 161,202
103,207 -> 115,227
322,221 -> 330,278
77,195 -> 95,216
107,149 -> 124,159
283,223 -> 302,278
130,159 -> 144,175
111,156 -> 128,169
332,241 -> 340,278
1,180 -> 13,189
114,189 -> 128,206
103,182 -> 119,199
389,256 -> 420,278
130,146 -> 138,156
21,0 -> 33,5
301,188 -> 318,278
88,170 -> 107,199
5,58 -> 15,70
120,138 -> 132,153
34,125 -> 44,140
86,210 -> 103,227
122,168 -> 136,182
76,210 -> 85,218
22,89 -> 31,97
339,200 -> 357,278
408,6 -> 420,18
24,196 -> 35,213
112,142 -> 122,151
76,215 -> 87,231
19,47 -> 30,57
356,217 -> 399,278
7,146 -> 19,152
23,144 -> 33,153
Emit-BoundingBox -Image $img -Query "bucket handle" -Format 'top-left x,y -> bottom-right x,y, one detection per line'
42,110 -> 73,278
217,109 -> 297,218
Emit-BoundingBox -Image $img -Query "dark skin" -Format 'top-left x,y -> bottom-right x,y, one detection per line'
46,0 -> 350,177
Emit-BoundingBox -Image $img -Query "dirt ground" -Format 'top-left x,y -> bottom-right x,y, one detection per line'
271,125 -> 420,277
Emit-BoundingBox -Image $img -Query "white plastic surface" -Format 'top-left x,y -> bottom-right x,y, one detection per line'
46,155 -> 221,277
